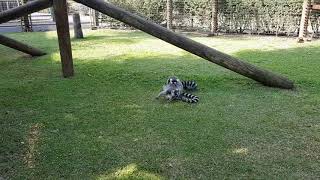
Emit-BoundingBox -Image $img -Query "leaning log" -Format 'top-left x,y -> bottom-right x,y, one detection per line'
0,0 -> 52,24
74,0 -> 294,89
0,34 -> 46,56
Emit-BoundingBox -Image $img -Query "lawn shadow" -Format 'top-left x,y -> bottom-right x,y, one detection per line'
233,45 -> 320,89
72,34 -> 143,45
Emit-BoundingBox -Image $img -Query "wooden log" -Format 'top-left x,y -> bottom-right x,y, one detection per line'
74,0 -> 294,89
53,0 -> 74,77
73,13 -> 84,39
0,34 -> 46,56
0,0 -> 52,24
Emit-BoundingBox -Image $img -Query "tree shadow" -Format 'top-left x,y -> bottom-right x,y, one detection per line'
72,34 -> 143,45
234,45 -> 320,89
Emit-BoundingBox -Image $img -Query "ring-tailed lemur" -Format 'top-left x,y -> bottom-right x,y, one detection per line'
157,76 -> 199,103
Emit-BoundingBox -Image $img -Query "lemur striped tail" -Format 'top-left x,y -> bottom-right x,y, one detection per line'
180,92 -> 199,103
182,81 -> 197,91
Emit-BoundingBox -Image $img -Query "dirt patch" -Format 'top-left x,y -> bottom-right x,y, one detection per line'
24,123 -> 42,169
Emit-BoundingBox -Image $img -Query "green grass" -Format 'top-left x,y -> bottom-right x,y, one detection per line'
1,29 -> 320,179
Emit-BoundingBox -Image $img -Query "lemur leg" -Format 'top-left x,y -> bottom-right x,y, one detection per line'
156,90 -> 167,99
166,94 -> 173,101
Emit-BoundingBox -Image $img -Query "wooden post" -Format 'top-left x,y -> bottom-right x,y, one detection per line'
0,34 -> 46,56
74,0 -> 294,89
0,0 -> 52,24
73,13 -> 83,39
53,0 -> 74,77
298,0 -> 311,43
166,0 -> 173,30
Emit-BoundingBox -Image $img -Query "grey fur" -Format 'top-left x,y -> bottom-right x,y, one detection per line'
157,76 -> 199,103
156,76 -> 183,100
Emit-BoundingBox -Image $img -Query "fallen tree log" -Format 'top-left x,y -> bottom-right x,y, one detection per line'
74,0 -> 294,89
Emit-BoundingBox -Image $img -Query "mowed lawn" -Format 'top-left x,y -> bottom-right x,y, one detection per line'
0,30 -> 319,179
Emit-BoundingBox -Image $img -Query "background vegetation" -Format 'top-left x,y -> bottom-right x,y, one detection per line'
71,0 -> 320,35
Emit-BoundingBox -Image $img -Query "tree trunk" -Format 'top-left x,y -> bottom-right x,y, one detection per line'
210,0 -> 218,35
166,0 -> 173,30
50,7 -> 55,22
73,13 -> 84,39
298,0 -> 311,43
21,0 -> 33,32
95,10 -> 99,27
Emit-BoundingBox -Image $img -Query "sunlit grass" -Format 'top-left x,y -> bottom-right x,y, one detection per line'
0,29 -> 320,179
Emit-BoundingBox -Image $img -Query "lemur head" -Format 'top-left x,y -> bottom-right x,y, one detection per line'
167,76 -> 180,85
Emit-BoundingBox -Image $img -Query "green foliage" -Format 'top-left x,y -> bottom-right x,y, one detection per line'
218,0 -> 305,34
102,0 -> 166,25
99,0 -> 320,35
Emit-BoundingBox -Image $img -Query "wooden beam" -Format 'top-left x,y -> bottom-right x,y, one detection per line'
0,34 -> 46,56
0,0 -> 52,24
74,0 -> 294,89
53,0 -> 74,77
